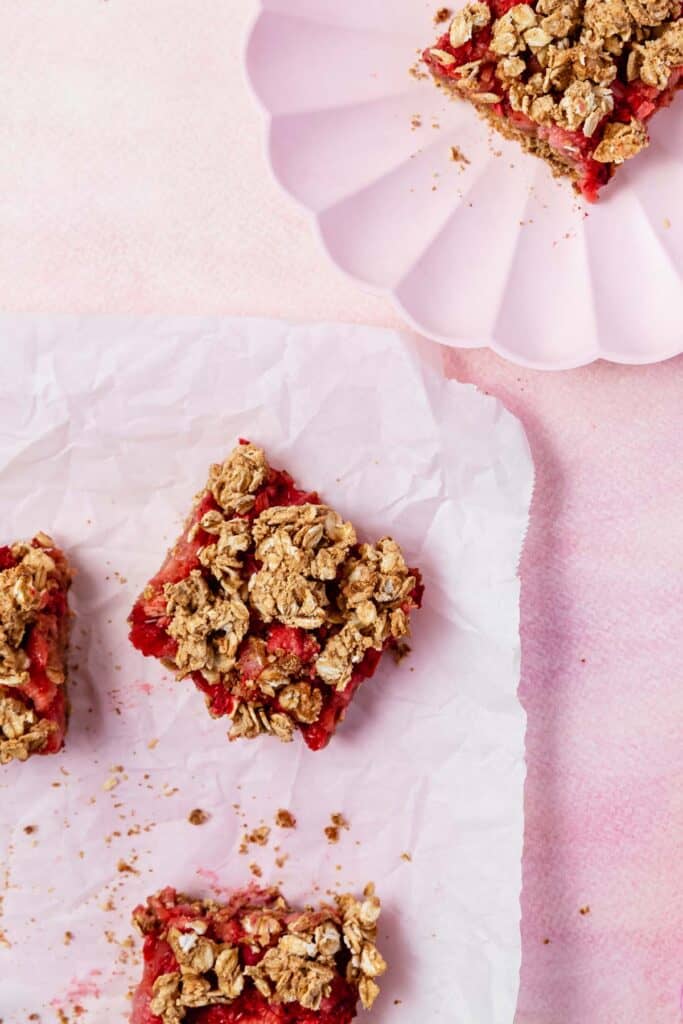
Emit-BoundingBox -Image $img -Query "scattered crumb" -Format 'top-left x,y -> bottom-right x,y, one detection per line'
147,738 -> 159,750
411,114 -> 423,130
391,642 -> 412,665
275,809 -> 296,829
325,813 -> 350,844
247,826 -> 270,847
64,931 -> 74,945
664,217 -> 671,229
449,146 -> 470,167
400,852 -> 412,862
434,6 -> 451,23
188,808 -> 210,826
543,938 -> 551,944
579,906 -> 591,916
275,854 -> 289,869
117,860 -> 138,874
249,862 -> 263,879
103,775 -> 119,792
23,825 -> 37,835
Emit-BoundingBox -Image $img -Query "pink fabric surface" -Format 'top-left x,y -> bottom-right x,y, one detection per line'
0,2 -> 681,1021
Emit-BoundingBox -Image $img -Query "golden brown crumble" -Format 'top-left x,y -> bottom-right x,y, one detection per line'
249,504 -> 356,629
325,812 -> 350,844
0,695 -> 52,765
315,539 -> 415,691
188,809 -> 209,826
142,886 -> 386,1022
275,808 -> 296,829
0,542 -> 58,688
593,117 -> 649,161
246,826 -> 271,847
164,570 -> 249,682
450,144 -> 471,164
429,0 -> 683,163
207,443 -> 268,515
160,444 -> 418,744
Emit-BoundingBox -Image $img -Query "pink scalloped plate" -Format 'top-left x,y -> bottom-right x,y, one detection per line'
245,1 -> 683,370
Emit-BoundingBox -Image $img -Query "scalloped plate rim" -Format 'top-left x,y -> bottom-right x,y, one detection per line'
244,6 -> 683,372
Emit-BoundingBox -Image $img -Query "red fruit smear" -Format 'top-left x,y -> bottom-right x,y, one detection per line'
193,673 -> 237,718
183,983 -> 357,1023
42,688 -> 67,753
252,468 -> 319,518
266,625 -> 319,663
0,546 -> 17,571
238,637 -> 268,681
153,492 -> 219,590
129,618 -> 177,660
131,937 -> 179,1024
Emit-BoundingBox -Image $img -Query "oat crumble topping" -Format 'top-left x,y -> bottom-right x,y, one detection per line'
135,884 -> 386,1021
0,695 -> 52,765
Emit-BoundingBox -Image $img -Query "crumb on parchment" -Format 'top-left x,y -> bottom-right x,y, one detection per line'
275,809 -> 296,829
325,812 -> 350,844
188,808 -> 210,826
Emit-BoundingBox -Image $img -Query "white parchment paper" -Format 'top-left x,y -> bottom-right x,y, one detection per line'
0,317 -> 533,1024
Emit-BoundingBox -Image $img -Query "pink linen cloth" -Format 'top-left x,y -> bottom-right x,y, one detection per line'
0,1 -> 681,1020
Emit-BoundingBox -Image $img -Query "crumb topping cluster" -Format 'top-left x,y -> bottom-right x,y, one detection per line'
135,884 -> 385,1021
160,444 -> 417,744
0,694 -> 52,765
429,0 -> 683,163
0,533 -> 69,764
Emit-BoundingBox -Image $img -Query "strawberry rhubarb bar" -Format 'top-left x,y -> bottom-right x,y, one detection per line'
128,442 -> 422,751
131,883 -> 386,1023
423,0 -> 683,200
0,533 -> 72,764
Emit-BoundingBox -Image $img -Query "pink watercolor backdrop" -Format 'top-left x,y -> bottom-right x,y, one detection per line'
0,2 -> 681,1021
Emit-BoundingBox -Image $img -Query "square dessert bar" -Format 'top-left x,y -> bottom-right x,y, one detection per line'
129,442 -> 422,751
131,883 -> 386,1023
424,0 -> 683,200
0,533 -> 72,764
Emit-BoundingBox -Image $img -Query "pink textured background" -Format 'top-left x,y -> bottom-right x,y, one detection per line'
0,2 -> 681,1022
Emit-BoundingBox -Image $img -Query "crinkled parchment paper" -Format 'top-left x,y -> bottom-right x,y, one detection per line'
0,317 -> 533,1023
